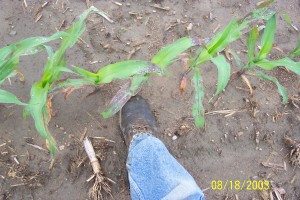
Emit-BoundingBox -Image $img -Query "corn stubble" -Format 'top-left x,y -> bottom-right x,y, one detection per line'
83,137 -> 114,200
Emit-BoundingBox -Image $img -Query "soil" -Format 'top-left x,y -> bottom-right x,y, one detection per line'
1,0 -> 300,200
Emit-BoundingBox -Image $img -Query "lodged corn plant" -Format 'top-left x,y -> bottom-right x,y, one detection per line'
1,3 -> 300,155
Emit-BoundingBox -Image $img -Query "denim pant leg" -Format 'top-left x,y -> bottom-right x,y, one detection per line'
126,133 -> 205,200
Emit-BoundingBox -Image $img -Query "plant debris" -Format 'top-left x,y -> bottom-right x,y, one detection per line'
259,180 -> 286,200
283,135 -> 300,168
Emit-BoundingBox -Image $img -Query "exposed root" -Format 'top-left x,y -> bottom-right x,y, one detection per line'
88,173 -> 114,200
83,137 -> 114,200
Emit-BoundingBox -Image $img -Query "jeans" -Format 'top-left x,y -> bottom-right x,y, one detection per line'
126,133 -> 205,200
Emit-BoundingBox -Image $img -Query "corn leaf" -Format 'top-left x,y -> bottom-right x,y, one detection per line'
0,33 -> 67,82
256,57 -> 300,76
211,55 -> 231,96
41,6 -> 109,85
97,60 -> 162,84
73,66 -> 99,83
192,69 -> 205,128
102,75 -> 147,118
0,89 -> 27,106
257,15 -> 276,59
255,70 -> 288,104
0,71 -> 18,86
208,20 -> 246,55
151,37 -> 200,69
280,13 -> 291,26
28,83 -> 57,155
49,79 -> 95,94
246,26 -> 259,62
196,20 -> 248,66
290,40 -> 300,59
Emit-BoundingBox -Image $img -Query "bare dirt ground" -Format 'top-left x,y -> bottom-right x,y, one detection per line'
0,0 -> 300,199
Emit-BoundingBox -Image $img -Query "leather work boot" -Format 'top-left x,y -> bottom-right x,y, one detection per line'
120,95 -> 158,146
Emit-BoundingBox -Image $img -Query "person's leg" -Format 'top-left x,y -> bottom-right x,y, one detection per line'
120,96 -> 205,200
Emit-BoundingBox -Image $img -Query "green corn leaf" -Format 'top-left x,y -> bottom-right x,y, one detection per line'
0,34 -> 65,62
0,33 -> 67,82
247,26 -> 259,62
97,60 -> 162,84
207,20 -> 245,55
48,79 -> 95,94
102,75 -> 147,118
0,89 -> 27,106
151,37 -> 200,69
0,71 -> 18,86
73,66 -> 99,83
290,40 -> 300,59
192,68 -> 205,128
28,82 -> 57,155
211,55 -> 231,96
279,13 -> 291,26
255,70 -> 288,104
256,57 -> 300,76
257,15 -> 276,59
130,75 -> 148,91
196,20 -> 248,66
41,6 -> 112,85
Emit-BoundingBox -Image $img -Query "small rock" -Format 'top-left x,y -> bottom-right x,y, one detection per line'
9,30 -> 17,36
187,23 -> 193,31
126,3 -> 131,6
237,132 -> 244,137
59,145 -> 65,150
172,135 -> 178,140
103,44 -> 110,49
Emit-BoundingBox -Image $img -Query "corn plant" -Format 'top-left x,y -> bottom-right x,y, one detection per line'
0,7 -> 118,155
241,15 -> 300,104
178,5 -> 300,128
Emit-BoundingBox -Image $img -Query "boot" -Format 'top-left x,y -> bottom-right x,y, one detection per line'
120,95 -> 158,146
